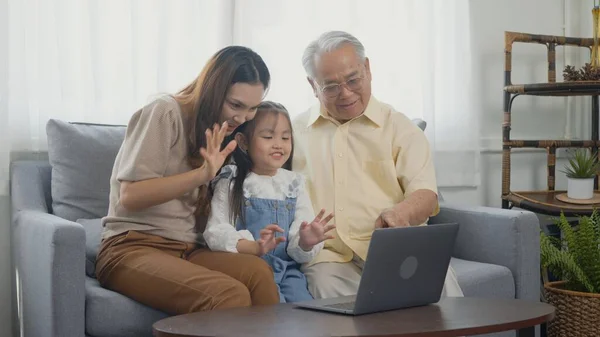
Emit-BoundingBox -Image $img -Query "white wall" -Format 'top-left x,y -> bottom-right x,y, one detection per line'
441,0 -> 593,216
1,0 -> 15,335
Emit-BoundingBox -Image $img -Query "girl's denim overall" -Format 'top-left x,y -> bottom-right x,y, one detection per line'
236,196 -> 313,303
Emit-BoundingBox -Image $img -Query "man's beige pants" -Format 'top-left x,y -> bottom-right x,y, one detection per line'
302,255 -> 464,299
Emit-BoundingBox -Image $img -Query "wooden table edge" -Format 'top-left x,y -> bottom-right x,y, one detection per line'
152,302 -> 555,337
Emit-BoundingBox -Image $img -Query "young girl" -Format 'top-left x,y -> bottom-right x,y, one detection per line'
204,101 -> 335,303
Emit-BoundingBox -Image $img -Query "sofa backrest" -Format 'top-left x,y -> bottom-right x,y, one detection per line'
46,119 -> 126,221
39,117 -> 431,222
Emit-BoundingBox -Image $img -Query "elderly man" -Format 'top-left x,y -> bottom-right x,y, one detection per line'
292,31 -> 463,299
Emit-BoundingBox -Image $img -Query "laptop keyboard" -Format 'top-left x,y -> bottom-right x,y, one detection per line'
324,301 -> 356,310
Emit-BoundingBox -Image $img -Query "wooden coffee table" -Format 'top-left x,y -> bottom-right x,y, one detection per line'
153,297 -> 554,337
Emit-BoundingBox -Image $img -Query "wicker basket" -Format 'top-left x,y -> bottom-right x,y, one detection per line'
544,281 -> 600,336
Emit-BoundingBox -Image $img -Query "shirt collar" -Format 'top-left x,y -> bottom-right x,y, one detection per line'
361,96 -> 384,127
306,103 -> 324,127
306,95 -> 384,128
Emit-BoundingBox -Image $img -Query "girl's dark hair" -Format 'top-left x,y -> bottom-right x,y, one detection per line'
176,46 -> 270,218
228,101 -> 294,226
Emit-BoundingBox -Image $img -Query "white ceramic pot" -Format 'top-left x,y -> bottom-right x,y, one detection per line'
567,177 -> 595,199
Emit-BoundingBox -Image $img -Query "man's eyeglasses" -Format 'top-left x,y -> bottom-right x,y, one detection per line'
318,76 -> 365,99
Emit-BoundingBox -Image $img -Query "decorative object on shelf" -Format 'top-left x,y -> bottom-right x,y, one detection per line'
541,212 -> 600,336
564,4 -> 600,81
560,149 -> 599,200
592,4 -> 600,68
563,63 -> 600,81
555,192 -> 600,205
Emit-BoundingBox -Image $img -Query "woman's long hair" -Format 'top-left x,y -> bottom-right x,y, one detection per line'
175,46 -> 270,217
228,101 -> 293,226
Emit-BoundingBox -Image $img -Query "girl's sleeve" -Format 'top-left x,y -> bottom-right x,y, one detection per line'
204,177 -> 255,253
286,177 -> 323,263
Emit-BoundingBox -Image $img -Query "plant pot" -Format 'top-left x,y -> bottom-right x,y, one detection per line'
544,281 -> 600,336
567,177 -> 594,199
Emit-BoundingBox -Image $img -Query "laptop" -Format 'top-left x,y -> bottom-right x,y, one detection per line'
295,222 -> 459,315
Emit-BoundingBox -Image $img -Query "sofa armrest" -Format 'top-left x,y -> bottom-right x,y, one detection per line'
13,210 -> 85,337
10,160 -> 52,214
431,203 -> 540,301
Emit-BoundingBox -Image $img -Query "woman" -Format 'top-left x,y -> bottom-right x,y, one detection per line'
96,46 -> 280,315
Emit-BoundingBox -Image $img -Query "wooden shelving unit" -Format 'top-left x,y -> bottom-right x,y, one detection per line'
501,31 -> 600,216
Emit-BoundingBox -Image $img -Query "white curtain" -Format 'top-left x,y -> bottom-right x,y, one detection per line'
0,0 -> 479,195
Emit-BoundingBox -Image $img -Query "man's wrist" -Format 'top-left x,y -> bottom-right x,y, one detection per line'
393,203 -> 414,226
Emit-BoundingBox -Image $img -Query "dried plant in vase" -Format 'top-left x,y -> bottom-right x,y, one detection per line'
563,5 -> 600,81
563,63 -> 600,81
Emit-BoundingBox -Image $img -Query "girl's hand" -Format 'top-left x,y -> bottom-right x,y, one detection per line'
298,209 -> 336,251
199,122 -> 237,180
256,224 -> 286,256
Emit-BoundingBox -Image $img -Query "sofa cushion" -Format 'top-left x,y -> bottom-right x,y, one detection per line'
85,277 -> 168,337
78,218 -> 103,278
450,257 -> 515,299
46,119 -> 126,222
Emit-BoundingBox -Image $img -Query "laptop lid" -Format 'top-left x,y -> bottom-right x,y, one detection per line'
352,223 -> 459,315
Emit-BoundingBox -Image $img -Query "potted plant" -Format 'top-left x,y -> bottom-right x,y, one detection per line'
541,211 -> 600,336
561,149 -> 599,200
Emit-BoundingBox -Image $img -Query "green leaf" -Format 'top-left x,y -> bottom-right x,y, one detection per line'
541,232 -> 595,292
540,211 -> 600,293
561,149 -> 600,178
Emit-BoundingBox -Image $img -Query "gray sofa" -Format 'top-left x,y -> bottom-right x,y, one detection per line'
10,119 -> 541,337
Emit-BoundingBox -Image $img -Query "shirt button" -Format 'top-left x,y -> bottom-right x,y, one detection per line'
339,207 -> 344,211
338,153 -> 343,158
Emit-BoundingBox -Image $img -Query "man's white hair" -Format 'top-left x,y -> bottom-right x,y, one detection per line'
302,31 -> 366,79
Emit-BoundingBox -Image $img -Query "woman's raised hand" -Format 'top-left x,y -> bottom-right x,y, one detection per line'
199,122 -> 237,180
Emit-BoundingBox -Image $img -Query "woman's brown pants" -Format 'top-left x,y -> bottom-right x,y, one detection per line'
96,230 -> 280,315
